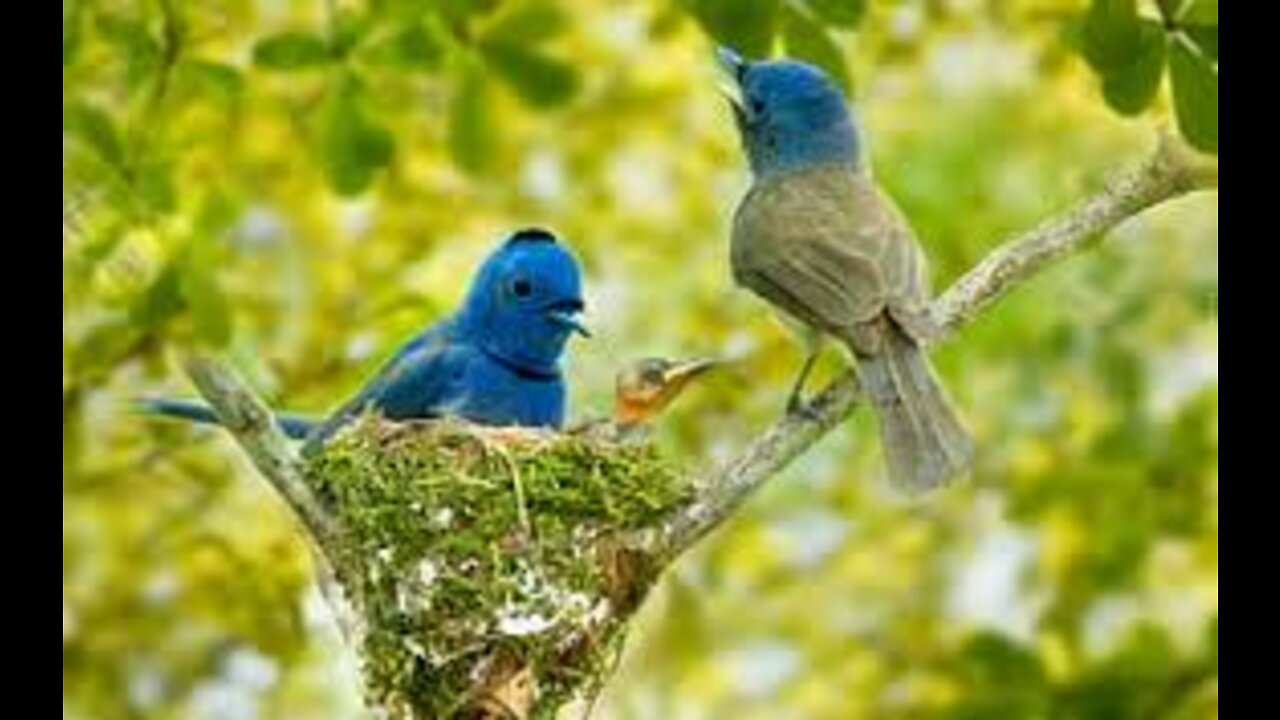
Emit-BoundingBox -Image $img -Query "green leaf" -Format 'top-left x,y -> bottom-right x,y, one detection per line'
483,2 -> 569,45
481,43 -> 580,108
684,0 -> 779,58
781,7 -> 852,93
316,77 -> 396,195
97,14 -> 162,88
1080,0 -> 1140,72
252,32 -> 331,70
176,60 -> 246,106
1099,20 -> 1166,115
362,21 -> 445,71
1154,0 -> 1182,22
803,0 -> 867,28
64,0 -> 83,66
958,632 -> 1047,690
136,157 -> 177,214
179,239 -> 233,347
129,261 -> 184,331
1169,36 -> 1217,153
64,103 -> 124,167
437,0 -> 502,26
1182,25 -> 1217,62
447,64 -> 495,173
332,8 -> 374,58
1179,0 -> 1217,24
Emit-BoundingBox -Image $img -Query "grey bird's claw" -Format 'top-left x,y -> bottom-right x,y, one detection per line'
785,394 -> 822,422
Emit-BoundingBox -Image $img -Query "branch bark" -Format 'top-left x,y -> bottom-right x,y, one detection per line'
182,355 -> 340,549
659,133 -> 1217,558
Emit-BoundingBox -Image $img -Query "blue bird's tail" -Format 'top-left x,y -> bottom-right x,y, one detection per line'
136,397 -> 318,440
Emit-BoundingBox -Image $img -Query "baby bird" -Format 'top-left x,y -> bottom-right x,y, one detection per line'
573,357 -> 718,445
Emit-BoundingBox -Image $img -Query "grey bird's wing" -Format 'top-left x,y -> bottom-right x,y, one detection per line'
731,166 -> 933,352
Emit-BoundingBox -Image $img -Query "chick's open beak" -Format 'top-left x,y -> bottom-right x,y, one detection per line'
656,357 -> 719,403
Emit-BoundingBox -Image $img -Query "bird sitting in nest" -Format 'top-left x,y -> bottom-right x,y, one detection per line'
571,357 -> 719,445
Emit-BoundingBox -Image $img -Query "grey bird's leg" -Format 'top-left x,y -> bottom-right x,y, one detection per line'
784,330 -> 826,420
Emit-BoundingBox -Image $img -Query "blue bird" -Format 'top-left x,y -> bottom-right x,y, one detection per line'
140,228 -> 590,453
716,48 -> 973,494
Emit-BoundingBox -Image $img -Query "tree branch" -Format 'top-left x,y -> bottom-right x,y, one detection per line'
182,354 -> 340,549
659,133 -> 1217,558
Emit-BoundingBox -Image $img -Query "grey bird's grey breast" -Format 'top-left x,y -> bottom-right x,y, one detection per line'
730,165 -> 930,347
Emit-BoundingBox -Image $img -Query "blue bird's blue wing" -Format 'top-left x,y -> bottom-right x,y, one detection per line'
136,397 -> 319,439
303,327 -> 463,451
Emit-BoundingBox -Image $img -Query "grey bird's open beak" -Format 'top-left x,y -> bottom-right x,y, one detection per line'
714,45 -> 747,110
547,309 -> 591,338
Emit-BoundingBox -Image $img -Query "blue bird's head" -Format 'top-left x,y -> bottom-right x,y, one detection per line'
460,228 -> 589,375
715,47 -> 862,179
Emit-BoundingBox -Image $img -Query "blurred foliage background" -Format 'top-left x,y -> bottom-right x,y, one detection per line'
63,0 -> 1217,718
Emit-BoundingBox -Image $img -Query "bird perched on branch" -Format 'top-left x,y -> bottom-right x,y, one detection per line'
572,357 -> 718,445
140,228 -> 590,453
715,48 -> 973,494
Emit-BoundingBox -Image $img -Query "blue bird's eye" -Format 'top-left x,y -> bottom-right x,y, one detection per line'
511,278 -> 533,298
749,97 -> 765,115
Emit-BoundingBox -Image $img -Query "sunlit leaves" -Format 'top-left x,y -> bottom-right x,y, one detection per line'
129,258 -> 184,331
1070,0 -> 1217,154
316,75 -> 396,195
480,43 -> 580,108
482,1 -> 570,45
64,102 -> 124,168
804,0 -> 867,29
180,235 -> 234,347
478,2 -> 579,108
253,31 -> 330,70
684,0 -> 780,58
172,60 -> 246,111
1169,36 -> 1217,153
97,13 -> 162,89
361,20 -> 446,71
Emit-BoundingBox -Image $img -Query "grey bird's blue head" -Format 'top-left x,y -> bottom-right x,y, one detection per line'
458,228 -> 589,376
715,47 -> 862,179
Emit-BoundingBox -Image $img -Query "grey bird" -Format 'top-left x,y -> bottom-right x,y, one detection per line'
716,47 -> 973,494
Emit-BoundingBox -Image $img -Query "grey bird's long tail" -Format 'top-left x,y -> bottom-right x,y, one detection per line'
847,324 -> 973,494
136,397 -> 318,440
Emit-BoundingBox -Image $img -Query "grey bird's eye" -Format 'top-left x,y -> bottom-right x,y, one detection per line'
512,278 -> 533,297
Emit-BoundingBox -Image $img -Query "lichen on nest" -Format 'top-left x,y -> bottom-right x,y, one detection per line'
303,415 -> 694,719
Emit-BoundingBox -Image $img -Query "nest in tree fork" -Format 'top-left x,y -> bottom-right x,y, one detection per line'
304,415 -> 695,719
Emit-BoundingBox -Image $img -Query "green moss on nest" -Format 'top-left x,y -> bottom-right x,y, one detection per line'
304,416 -> 693,719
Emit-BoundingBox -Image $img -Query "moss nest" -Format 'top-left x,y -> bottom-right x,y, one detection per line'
304,416 -> 694,719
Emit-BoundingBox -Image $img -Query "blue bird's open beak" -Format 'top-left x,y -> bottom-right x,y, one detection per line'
546,304 -> 591,338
